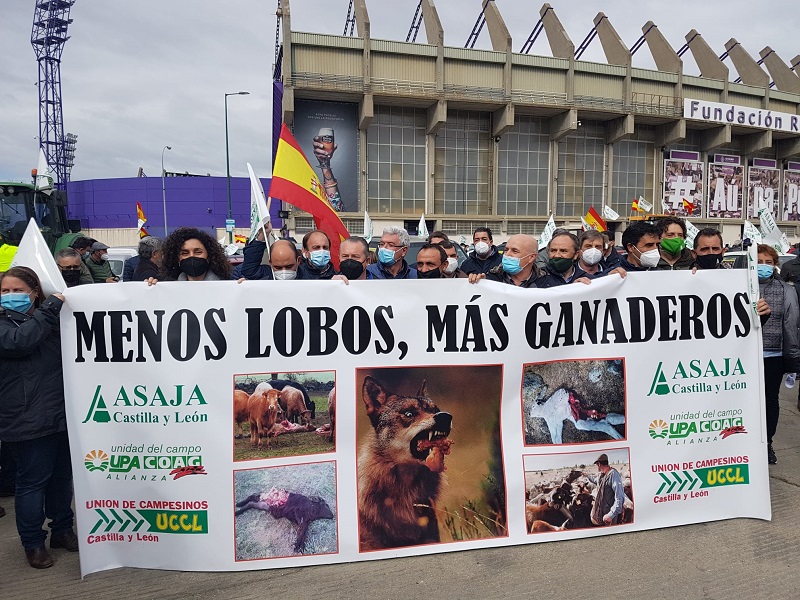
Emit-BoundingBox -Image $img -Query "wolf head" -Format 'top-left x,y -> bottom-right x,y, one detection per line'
361,376 -> 453,472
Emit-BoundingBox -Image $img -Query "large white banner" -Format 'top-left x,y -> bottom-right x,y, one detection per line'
61,274 -> 770,576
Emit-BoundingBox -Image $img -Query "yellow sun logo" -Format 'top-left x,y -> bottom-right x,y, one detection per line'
84,449 -> 109,472
648,419 -> 669,439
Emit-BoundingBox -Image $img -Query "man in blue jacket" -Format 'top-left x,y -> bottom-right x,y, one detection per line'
367,227 -> 417,280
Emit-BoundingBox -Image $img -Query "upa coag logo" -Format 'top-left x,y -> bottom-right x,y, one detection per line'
84,450 -> 110,472
647,358 -> 746,397
648,410 -> 747,446
81,384 -> 208,425
84,445 -> 207,482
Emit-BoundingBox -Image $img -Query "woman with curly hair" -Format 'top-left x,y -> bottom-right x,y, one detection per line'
158,227 -> 232,281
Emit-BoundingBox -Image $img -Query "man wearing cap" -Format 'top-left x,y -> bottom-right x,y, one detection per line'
84,241 -> 117,283
589,453 -> 625,526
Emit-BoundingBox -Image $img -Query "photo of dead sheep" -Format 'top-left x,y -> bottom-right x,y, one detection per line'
522,359 -> 626,446
234,461 -> 337,560
523,448 -> 634,533
233,371 -> 335,461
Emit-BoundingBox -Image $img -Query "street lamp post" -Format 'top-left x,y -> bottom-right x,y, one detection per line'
225,91 -> 250,243
161,145 -> 172,237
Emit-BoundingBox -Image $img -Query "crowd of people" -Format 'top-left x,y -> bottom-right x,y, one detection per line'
0,215 -> 795,569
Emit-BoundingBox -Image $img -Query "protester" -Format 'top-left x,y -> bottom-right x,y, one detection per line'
131,237 -> 162,281
601,231 -> 622,270
780,248 -> 800,284
122,254 -> 141,282
427,231 -> 449,245
758,244 -> 800,464
416,243 -> 447,279
55,248 -> 89,287
438,240 -> 467,278
655,217 -> 696,270
461,227 -> 502,275
157,227 -> 232,281
296,230 -> 337,280
618,222 -> 660,271
0,233 -> 17,273
0,266 -> 75,568
577,230 -> 607,276
538,230 -> 589,287
588,454 -> 625,526
84,241 -> 118,283
334,236 -> 372,282
470,234 -> 542,287
691,228 -> 726,270
367,227 -> 417,279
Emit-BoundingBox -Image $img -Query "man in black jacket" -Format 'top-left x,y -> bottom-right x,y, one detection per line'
461,227 -> 502,275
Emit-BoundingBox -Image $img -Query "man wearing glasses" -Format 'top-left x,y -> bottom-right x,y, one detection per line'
55,248 -> 92,287
367,226 -> 418,280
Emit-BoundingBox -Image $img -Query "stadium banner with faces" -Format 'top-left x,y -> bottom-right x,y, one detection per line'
60,273 -> 771,576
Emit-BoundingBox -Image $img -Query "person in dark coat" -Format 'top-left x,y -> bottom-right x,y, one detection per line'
0,266 -> 76,569
131,236 -> 162,281
460,227 -> 503,275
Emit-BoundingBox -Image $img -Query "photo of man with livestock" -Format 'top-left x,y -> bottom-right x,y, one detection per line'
233,371 -> 335,461
524,448 -> 634,533
522,359 -> 626,445
356,366 -> 507,552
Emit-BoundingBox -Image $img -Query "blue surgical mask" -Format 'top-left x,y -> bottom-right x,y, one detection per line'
757,264 -> 775,280
502,255 -> 523,275
377,247 -> 397,266
309,249 -> 331,269
1,292 -> 33,314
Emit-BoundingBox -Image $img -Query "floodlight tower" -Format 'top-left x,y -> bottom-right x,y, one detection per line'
31,0 -> 77,187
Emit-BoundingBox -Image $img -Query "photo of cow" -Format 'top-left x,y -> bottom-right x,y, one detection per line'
522,359 -> 626,445
356,365 -> 507,552
233,371 -> 335,461
524,448 -> 634,533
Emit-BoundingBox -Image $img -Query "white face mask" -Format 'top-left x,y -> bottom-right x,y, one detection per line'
637,247 -> 661,268
444,257 -> 458,274
474,241 -> 490,256
581,248 -> 603,266
272,268 -> 297,281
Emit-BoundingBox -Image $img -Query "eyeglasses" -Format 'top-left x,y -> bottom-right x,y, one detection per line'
378,241 -> 405,249
58,265 -> 81,271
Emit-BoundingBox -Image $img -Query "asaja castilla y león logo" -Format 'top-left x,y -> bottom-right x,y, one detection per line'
647,358 -> 746,397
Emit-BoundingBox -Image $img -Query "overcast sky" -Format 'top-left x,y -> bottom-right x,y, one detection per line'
2,0 -> 797,183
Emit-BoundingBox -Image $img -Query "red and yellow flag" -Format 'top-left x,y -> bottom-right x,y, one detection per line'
682,198 -> 695,213
268,124 -> 350,267
136,202 -> 148,238
234,233 -> 247,245
631,198 -> 643,212
584,206 -> 607,231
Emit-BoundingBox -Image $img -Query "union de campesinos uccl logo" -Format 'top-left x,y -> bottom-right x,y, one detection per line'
647,358 -> 746,397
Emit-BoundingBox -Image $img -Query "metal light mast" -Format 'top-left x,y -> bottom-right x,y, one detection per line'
31,0 -> 77,187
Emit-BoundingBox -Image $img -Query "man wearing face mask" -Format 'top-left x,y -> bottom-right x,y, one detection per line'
438,241 -> 467,278
333,236 -> 372,283
537,230 -> 589,288
619,222 -> 660,271
298,230 -> 337,280
416,244 -> 447,279
691,228 -> 727,270
577,230 -> 607,276
55,248 -> 90,287
600,231 -> 622,270
655,217 -> 696,270
461,227 -> 502,275
470,234 -> 543,287
84,241 -> 118,283
367,226 -> 417,280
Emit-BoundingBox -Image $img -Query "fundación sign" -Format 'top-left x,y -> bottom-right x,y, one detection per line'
684,99 -> 800,135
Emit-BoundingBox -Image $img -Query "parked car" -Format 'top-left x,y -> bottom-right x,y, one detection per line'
105,247 -> 138,278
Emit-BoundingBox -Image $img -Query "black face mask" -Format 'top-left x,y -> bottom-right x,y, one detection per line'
339,259 -> 365,280
61,269 -> 82,287
417,267 -> 443,279
179,257 -> 209,278
695,253 -> 723,270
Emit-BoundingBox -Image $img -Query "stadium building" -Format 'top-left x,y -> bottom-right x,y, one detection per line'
274,0 -> 800,244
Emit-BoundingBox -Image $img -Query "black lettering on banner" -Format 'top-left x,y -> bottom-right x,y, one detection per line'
203,309 -> 227,360
600,299 -> 628,344
576,300 -> 601,345
308,307 -> 338,356
342,306 -> 371,354
626,297 -> 655,343
679,295 -> 705,340
74,311 -> 109,363
525,303 -> 551,349
461,305 -> 487,352
733,293 -> 751,337
244,308 -> 271,358
488,304 -> 509,351
552,302 -> 574,348
656,296 -> 678,341
427,305 -> 458,352
374,305 -> 395,355
135,310 -> 164,362
707,293 -> 731,339
166,310 -> 201,362
274,307 -> 304,357
109,311 -> 133,362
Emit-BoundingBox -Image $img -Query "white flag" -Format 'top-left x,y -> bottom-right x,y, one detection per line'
363,211 -> 373,243
602,205 -> 620,221
685,219 -> 700,250
35,149 -> 55,195
661,200 -> 672,213
538,215 -> 557,248
637,195 -> 653,212
417,214 -> 429,238
758,208 -> 789,252
10,219 -> 66,295
246,163 -> 271,243
743,220 -> 763,244
580,217 -> 591,231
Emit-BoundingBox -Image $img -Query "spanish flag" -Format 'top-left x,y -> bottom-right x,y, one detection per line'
269,124 -> 350,267
631,198 -> 644,212
682,198 -> 695,213
584,206 -> 607,232
136,202 -> 148,238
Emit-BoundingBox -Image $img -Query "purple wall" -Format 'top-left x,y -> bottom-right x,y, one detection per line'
66,176 -> 279,235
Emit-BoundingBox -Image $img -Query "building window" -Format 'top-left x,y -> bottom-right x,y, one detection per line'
611,139 -> 654,213
434,111 -> 491,215
557,123 -> 606,217
367,107 -> 426,215
497,116 -> 550,216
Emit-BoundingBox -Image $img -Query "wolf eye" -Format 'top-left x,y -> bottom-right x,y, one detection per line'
403,410 -> 414,418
